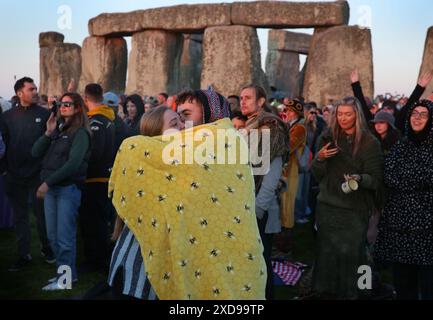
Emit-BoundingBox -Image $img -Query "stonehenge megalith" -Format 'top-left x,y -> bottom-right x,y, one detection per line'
303,26 -> 374,106
78,36 -> 128,94
39,32 -> 81,97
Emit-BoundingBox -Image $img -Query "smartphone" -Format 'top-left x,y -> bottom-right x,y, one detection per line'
51,101 -> 58,114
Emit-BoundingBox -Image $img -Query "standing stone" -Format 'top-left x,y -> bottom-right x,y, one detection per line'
39,32 -> 65,48
40,43 -> 81,97
201,26 -> 268,98
266,50 -> 300,98
419,27 -> 433,99
78,36 -> 127,94
303,26 -> 374,105
126,30 -> 183,96
268,30 -> 312,54
179,34 -> 203,91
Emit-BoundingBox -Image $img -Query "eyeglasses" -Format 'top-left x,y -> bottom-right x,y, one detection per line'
410,111 -> 429,120
59,102 -> 74,108
309,112 -> 317,115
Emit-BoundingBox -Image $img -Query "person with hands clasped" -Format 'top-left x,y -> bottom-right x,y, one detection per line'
32,92 -> 91,291
310,97 -> 384,299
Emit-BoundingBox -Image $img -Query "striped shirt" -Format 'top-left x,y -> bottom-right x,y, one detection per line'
108,226 -> 158,300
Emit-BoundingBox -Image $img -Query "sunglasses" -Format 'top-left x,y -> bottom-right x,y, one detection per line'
309,111 -> 317,115
59,102 -> 74,108
411,111 -> 429,120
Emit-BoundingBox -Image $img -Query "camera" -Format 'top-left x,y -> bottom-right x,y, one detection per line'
51,101 -> 59,115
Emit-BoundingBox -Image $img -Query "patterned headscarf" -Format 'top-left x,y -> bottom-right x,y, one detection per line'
195,86 -> 231,124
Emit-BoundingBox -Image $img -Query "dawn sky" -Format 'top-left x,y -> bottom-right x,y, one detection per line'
0,0 -> 431,99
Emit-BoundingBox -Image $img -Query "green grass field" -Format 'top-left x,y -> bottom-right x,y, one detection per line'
0,213 -> 318,300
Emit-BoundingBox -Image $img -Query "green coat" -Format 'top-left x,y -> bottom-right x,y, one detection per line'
310,130 -> 384,299
311,131 -> 384,213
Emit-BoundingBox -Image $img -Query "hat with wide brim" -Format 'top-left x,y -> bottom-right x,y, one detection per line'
285,99 -> 304,117
370,111 -> 396,128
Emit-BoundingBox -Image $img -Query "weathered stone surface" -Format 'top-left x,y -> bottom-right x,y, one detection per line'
89,4 -> 231,37
179,34 -> 203,91
39,32 -> 64,48
268,30 -> 312,54
40,43 -> 81,97
231,1 -> 349,29
419,27 -> 433,99
201,26 -> 268,98
303,26 -> 374,105
126,30 -> 183,96
78,36 -> 127,94
266,50 -> 300,97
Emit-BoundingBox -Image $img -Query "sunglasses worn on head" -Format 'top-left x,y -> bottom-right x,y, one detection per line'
59,102 -> 74,108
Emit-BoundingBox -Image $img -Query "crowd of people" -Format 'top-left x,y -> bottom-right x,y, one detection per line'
0,70 -> 432,300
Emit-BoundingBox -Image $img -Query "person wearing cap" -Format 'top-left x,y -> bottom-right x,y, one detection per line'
279,99 -> 308,226
103,92 -> 132,152
370,111 -> 401,155
143,96 -> 159,113
375,100 -> 433,300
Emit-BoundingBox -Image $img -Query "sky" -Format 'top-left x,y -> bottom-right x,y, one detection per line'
0,0 -> 431,99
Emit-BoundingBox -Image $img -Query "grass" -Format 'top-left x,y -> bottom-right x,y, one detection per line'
0,213 -> 327,300
0,214 -> 106,300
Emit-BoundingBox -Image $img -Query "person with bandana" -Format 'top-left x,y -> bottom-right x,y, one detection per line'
374,100 -> 433,300
108,87 -> 267,300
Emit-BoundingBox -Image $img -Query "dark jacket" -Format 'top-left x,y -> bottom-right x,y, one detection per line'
123,94 -> 144,136
38,127 -> 91,187
0,104 -> 49,180
114,115 -> 132,152
87,111 -> 116,181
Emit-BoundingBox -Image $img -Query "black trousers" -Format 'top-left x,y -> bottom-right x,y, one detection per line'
392,263 -> 433,300
257,213 -> 274,300
79,182 -> 112,269
4,174 -> 51,258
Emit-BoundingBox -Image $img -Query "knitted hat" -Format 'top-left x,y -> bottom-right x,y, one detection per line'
370,111 -> 396,128
195,86 -> 231,123
285,99 -> 304,117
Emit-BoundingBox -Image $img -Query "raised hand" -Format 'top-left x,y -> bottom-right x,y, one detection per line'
350,69 -> 359,84
418,70 -> 433,88
45,112 -> 57,136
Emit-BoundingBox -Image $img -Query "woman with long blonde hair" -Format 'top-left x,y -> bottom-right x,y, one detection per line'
310,97 -> 384,299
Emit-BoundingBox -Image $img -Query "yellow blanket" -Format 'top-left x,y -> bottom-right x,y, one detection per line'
109,118 -> 266,300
